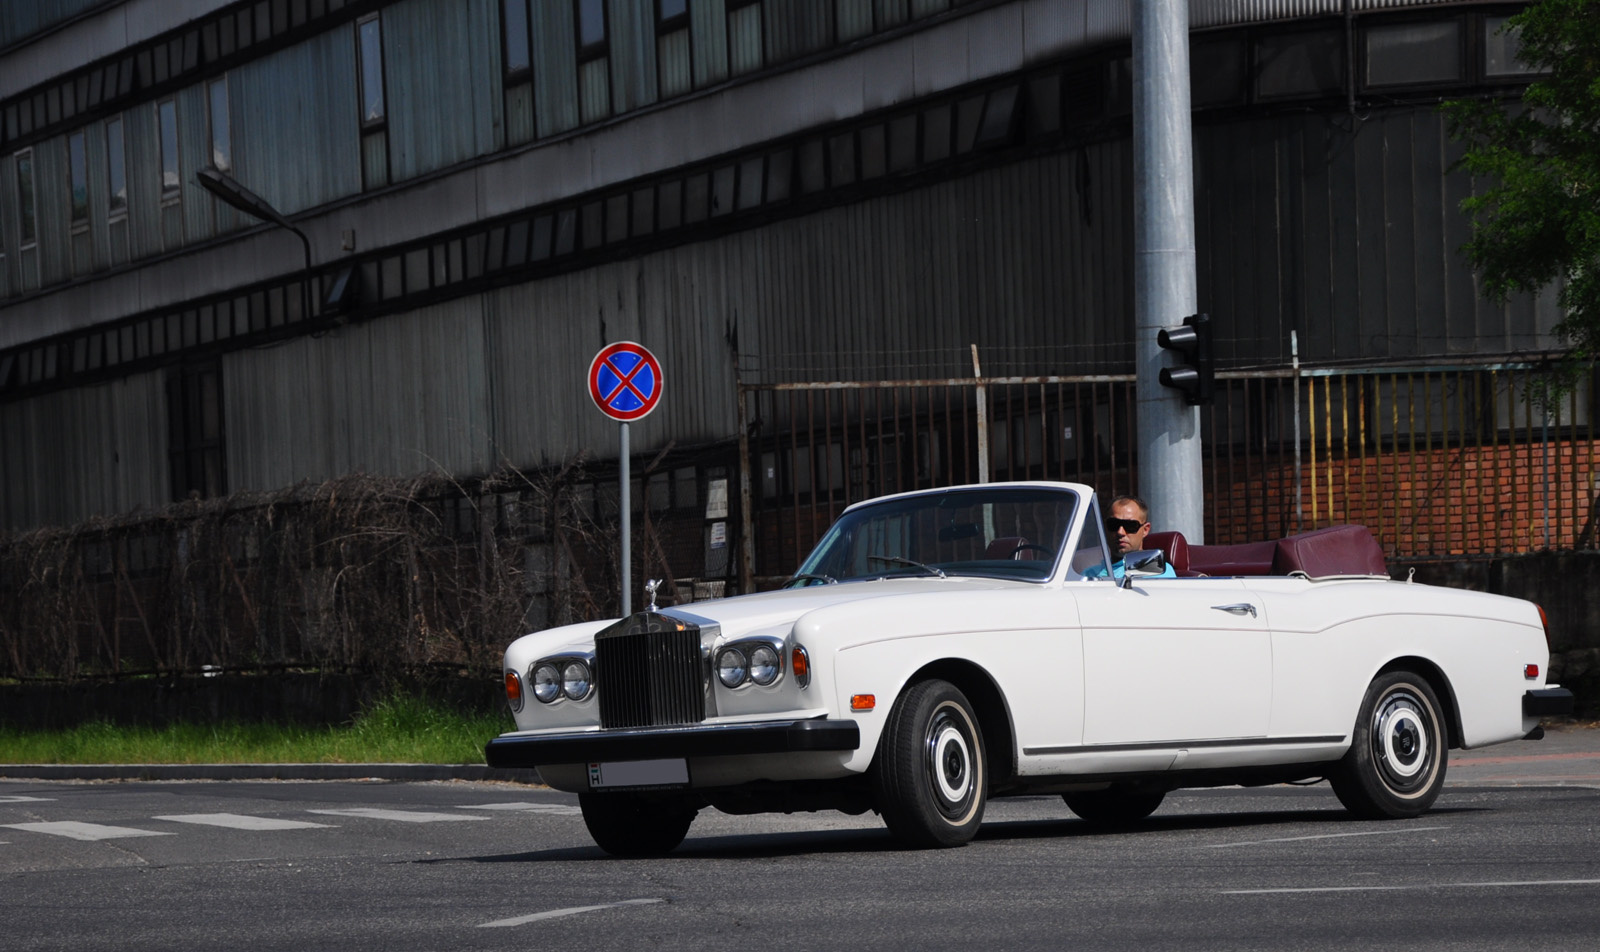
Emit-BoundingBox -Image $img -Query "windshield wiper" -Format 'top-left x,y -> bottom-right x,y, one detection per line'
867,555 -> 946,578
785,573 -> 838,587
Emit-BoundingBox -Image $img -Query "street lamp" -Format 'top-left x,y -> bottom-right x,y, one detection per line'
196,167 -> 314,321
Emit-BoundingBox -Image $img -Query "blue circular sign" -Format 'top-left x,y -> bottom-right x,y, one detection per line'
588,341 -> 663,422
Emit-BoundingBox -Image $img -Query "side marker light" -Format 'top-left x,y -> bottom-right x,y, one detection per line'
851,694 -> 875,712
1525,664 -> 1539,680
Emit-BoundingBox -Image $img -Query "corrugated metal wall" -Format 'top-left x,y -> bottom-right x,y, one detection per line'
384,0 -> 503,182
0,0 -> 109,49
223,299 -> 493,490
0,373 -> 167,527
230,26 -> 363,218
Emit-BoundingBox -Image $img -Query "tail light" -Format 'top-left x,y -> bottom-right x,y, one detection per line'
1535,603 -> 1551,651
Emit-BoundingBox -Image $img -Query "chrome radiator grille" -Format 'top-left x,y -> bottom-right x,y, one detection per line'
595,615 -> 707,729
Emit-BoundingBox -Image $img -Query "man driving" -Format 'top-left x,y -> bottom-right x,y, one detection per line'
1093,494 -> 1177,579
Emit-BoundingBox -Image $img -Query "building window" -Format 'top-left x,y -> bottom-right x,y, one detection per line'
357,14 -> 386,128
1484,15 -> 1538,78
69,131 -> 89,226
208,77 -> 232,171
502,0 -> 531,75
659,0 -> 688,29
15,148 -> 36,247
158,98 -> 180,197
106,115 -> 127,218
167,361 -> 227,501
727,0 -> 763,75
576,0 -> 608,60
1254,29 -> 1343,101
657,0 -> 692,98
1365,20 -> 1463,87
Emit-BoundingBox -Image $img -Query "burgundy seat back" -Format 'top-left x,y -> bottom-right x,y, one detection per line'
1143,531 -> 1190,575
1271,524 -> 1388,578
986,536 -> 1028,560
1186,540 -> 1278,576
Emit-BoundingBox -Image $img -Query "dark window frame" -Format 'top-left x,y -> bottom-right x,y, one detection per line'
68,130 -> 90,227
1359,15 -> 1467,91
356,12 -> 387,130
15,146 -> 38,247
501,0 -> 533,78
105,113 -> 127,220
157,97 -> 181,200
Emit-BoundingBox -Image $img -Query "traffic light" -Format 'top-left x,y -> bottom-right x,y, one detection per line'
1157,313 -> 1214,406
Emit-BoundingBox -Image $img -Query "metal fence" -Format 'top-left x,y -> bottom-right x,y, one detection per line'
736,359 -> 1599,585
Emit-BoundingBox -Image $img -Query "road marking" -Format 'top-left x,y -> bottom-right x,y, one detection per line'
1225,878 -> 1600,895
479,898 -> 665,928
455,802 -> 582,816
0,796 -> 54,803
2,821 -> 175,842
307,808 -> 488,823
1204,826 -> 1447,849
154,813 -> 331,831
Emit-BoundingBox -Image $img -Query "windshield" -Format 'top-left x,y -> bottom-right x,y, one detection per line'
791,486 -> 1080,584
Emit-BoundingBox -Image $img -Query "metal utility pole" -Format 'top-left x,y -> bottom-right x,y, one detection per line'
1132,0 -> 1204,542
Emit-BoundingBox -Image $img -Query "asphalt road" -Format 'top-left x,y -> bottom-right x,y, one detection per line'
3,730 -> 1598,952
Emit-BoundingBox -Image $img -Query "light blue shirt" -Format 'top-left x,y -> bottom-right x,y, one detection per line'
1084,558 -> 1177,580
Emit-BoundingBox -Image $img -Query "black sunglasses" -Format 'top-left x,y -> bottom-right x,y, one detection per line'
1105,517 -> 1147,535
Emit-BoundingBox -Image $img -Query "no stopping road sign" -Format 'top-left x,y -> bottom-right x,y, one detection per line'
588,341 -> 663,422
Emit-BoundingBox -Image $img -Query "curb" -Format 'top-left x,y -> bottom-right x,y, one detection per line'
0,763 -> 543,783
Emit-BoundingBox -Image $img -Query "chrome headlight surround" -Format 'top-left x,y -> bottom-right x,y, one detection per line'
715,637 -> 786,689
528,654 -> 595,704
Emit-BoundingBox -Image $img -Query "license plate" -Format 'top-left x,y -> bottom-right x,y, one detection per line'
587,758 -> 689,790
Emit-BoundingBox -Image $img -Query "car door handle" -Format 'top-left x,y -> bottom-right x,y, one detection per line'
1211,603 -> 1258,618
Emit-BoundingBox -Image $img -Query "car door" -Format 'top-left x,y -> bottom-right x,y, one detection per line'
1074,577 -> 1272,747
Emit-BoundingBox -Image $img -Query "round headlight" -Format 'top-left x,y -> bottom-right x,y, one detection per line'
717,647 -> 748,688
531,662 -> 562,704
748,644 -> 780,685
561,660 -> 592,701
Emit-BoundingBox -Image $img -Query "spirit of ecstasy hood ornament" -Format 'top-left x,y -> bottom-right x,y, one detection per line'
645,578 -> 663,612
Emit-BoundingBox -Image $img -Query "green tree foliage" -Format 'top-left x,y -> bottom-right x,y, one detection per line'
1445,0 -> 1600,406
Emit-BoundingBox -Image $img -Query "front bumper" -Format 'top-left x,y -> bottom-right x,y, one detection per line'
1523,687 -> 1575,717
484,718 -> 861,769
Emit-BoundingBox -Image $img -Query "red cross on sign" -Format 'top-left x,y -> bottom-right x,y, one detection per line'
588,342 -> 663,422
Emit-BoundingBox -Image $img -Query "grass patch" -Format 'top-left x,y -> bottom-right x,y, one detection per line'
0,694 -> 515,765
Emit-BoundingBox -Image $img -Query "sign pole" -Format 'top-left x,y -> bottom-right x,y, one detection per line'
619,422 -> 631,617
588,341 -> 661,619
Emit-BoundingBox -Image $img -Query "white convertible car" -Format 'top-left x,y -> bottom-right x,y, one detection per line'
485,482 -> 1573,855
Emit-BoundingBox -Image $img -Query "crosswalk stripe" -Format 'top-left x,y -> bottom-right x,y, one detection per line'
153,813 -> 332,831
3,821 -> 174,841
455,802 -> 582,815
307,808 -> 488,823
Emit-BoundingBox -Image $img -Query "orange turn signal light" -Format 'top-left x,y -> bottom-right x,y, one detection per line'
504,669 -> 524,712
851,694 -> 876,711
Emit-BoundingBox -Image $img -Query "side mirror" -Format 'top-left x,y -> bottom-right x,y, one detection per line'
1120,549 -> 1167,589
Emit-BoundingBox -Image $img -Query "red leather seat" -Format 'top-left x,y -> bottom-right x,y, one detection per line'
1143,531 -> 1191,575
986,536 -> 1028,560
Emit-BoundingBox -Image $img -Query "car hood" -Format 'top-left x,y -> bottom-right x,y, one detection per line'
656,575 -> 1035,639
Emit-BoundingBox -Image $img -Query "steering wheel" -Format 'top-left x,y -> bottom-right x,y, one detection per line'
1009,544 -> 1053,559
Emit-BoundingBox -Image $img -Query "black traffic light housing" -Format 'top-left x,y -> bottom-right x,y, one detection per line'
1157,313 -> 1214,406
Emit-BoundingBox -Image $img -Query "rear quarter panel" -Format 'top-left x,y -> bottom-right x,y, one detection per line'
1253,578 -> 1548,749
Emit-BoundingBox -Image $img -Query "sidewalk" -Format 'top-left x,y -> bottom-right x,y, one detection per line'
3,724 -> 1594,785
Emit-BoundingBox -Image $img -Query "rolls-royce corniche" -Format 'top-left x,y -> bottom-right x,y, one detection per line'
485,482 -> 1573,855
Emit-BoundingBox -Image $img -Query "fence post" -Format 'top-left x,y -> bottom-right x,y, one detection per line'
1292,331 -> 1302,533
972,345 -> 989,484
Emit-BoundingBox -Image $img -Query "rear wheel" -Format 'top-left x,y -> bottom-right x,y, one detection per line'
1330,671 -> 1448,819
871,679 -> 987,848
578,793 -> 696,857
1062,785 -> 1166,825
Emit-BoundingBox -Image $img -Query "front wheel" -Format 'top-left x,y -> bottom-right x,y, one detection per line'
578,793 -> 697,857
1330,671 -> 1448,819
870,679 -> 987,848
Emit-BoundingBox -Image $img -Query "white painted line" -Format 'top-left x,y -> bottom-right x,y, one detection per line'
2,821 -> 175,842
1226,878 -> 1600,895
0,796 -> 54,803
455,802 -> 583,815
479,898 -> 665,928
154,813 -> 332,831
1204,826 -> 1448,849
307,808 -> 489,823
